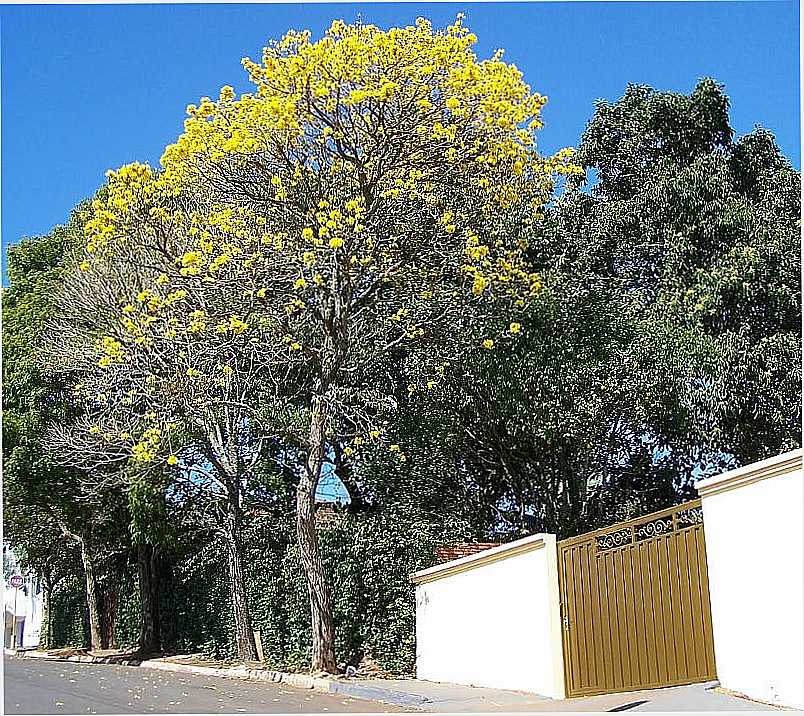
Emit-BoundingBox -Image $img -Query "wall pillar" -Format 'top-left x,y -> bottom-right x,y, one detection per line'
697,450 -> 803,710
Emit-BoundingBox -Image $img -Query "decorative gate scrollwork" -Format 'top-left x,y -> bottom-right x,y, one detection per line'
635,515 -> 673,541
593,503 -> 703,553
676,505 -> 704,527
595,527 -> 632,551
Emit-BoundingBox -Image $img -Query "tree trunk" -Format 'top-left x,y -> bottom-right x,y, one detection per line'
297,393 -> 338,674
137,543 -> 161,654
98,582 -> 119,650
79,539 -> 103,650
39,573 -> 53,651
225,511 -> 257,661
150,548 -> 161,647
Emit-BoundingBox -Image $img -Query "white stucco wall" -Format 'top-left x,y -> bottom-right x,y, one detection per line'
3,578 -> 42,649
697,450 -> 804,710
412,534 -> 564,697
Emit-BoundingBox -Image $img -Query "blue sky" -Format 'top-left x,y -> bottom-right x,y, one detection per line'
1,1 -> 800,282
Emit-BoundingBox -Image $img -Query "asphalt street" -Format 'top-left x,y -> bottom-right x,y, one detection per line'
3,656 -> 404,714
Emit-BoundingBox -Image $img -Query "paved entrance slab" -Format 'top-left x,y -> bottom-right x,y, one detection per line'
354,678 -> 782,712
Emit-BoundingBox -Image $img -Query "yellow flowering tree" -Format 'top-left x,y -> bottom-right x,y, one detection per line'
69,16 -> 580,670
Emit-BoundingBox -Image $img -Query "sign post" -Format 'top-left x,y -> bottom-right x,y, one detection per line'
9,575 -> 24,649
253,630 -> 264,663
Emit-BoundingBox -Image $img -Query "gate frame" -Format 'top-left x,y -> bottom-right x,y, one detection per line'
557,498 -> 717,698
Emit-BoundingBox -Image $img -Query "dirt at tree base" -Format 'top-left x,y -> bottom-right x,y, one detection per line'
45,648 -> 90,658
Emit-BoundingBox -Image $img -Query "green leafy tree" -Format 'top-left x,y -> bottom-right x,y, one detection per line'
2,221 -> 92,646
3,213 -> 134,650
564,79 -> 800,469
443,79 -> 800,538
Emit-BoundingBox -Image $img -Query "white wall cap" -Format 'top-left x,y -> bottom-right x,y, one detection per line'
696,449 -> 803,498
410,533 -> 553,585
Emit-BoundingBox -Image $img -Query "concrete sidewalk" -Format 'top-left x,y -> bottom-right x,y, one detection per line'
11,650 -> 784,711
336,679 -> 782,712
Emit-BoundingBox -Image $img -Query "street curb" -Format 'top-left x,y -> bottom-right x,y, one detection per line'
14,651 -> 142,666
16,651 -> 428,708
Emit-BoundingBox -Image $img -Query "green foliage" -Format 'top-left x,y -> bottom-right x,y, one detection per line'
324,511 -> 453,673
3,215 -> 83,418
50,576 -> 90,648
3,205 -> 140,654
390,78 -> 801,539
574,78 -> 733,198
3,214 -> 88,585
112,565 -> 142,649
564,79 -> 800,466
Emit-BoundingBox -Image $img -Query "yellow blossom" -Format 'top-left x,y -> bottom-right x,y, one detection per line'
472,275 -> 489,295
132,442 -> 156,463
228,315 -> 248,333
180,251 -> 203,267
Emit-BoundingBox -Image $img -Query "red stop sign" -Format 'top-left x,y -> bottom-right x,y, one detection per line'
9,575 -> 23,588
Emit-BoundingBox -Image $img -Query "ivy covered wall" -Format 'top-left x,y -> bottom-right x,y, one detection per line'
49,509 -> 466,675
50,576 -> 90,648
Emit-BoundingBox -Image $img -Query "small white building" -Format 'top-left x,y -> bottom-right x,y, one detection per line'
3,549 -> 43,650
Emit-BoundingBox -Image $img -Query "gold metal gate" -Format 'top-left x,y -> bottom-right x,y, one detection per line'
557,500 -> 717,697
